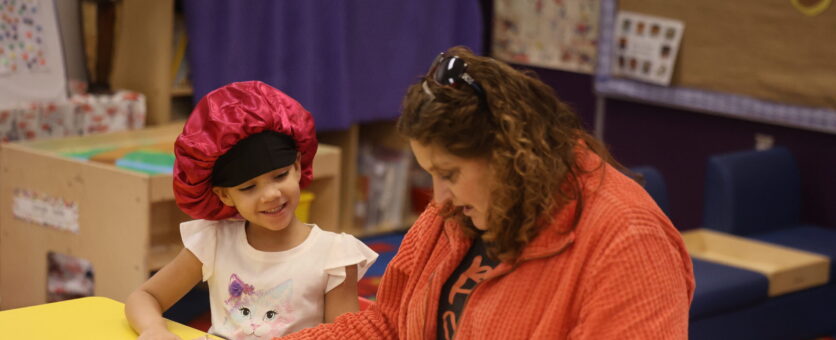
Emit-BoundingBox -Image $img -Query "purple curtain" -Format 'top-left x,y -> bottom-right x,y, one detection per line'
183,0 -> 483,131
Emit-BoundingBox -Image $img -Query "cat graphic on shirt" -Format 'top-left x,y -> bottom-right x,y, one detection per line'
223,274 -> 295,339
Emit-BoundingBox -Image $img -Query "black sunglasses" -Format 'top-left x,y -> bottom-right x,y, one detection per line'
423,53 -> 490,113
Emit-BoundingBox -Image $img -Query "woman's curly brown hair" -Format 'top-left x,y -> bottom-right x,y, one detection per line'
397,46 -> 620,263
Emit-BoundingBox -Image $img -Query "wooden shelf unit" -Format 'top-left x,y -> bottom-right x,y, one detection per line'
170,86 -> 194,98
108,0 -> 194,125
0,123 -> 341,309
319,120 -> 418,238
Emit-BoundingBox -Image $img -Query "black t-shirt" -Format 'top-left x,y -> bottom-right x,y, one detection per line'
437,236 -> 500,340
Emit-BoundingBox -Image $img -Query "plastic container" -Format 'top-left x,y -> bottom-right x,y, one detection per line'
295,191 -> 316,223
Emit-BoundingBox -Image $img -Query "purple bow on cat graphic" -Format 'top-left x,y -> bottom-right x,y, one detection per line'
228,273 -> 255,299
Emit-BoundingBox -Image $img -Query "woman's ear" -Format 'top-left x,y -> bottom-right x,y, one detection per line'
212,187 -> 235,207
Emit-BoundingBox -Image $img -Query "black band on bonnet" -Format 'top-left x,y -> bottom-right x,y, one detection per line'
211,131 -> 298,187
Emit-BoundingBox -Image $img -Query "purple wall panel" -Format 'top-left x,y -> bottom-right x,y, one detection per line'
602,98 -> 836,230
514,67 -> 836,230
519,66 -> 597,130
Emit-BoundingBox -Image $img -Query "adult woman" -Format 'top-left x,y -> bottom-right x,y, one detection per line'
281,46 -> 694,339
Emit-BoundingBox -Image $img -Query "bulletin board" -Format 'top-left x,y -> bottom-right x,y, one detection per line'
594,0 -> 836,134
619,0 -> 836,109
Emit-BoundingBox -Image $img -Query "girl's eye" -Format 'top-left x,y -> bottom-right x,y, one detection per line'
238,185 -> 255,192
274,171 -> 289,179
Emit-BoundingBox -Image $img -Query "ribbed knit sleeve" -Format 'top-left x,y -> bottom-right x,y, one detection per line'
277,204 -> 442,340
568,211 -> 694,339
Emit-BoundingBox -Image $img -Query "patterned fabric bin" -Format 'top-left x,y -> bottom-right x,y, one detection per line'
0,90 -> 146,142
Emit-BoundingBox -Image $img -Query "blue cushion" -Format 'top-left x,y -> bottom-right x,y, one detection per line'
750,225 -> 836,280
702,147 -> 801,236
690,283 -> 836,340
690,258 -> 769,319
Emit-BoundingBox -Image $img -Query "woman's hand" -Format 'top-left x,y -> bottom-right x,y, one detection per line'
136,327 -> 183,340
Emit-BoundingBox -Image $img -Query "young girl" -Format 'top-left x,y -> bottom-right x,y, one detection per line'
125,81 -> 377,340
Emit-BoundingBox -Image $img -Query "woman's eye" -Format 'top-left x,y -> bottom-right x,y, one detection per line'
439,172 -> 456,181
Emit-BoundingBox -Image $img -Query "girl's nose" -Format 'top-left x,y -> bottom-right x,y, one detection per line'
261,182 -> 283,202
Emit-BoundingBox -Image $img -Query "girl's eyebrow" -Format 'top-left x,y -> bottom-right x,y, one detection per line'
274,165 -> 293,172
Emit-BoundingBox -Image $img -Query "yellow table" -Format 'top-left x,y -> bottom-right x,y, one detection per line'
0,296 -> 220,339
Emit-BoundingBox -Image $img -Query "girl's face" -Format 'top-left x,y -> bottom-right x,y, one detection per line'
212,159 -> 302,232
410,140 -> 492,230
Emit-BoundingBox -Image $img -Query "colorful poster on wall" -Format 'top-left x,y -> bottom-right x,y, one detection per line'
493,0 -> 600,74
612,11 -> 684,86
0,0 -> 66,108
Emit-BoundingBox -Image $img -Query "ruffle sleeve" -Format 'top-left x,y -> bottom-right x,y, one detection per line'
179,219 -> 218,281
323,233 -> 379,292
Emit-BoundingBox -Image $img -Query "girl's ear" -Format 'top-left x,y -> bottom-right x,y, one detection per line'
292,152 -> 303,182
212,187 -> 235,207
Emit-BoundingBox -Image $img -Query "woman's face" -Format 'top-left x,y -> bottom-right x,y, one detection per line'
410,140 -> 492,230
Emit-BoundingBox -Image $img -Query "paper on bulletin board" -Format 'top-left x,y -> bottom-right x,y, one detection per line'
612,11 -> 684,86
12,188 -> 79,233
0,0 -> 67,108
492,0 -> 600,74
618,0 -> 836,109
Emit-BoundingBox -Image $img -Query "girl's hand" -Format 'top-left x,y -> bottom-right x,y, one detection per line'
137,327 -> 183,340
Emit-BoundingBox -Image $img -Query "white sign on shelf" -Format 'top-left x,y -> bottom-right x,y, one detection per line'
12,188 -> 79,233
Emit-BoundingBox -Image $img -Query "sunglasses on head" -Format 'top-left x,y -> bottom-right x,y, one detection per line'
423,52 -> 490,113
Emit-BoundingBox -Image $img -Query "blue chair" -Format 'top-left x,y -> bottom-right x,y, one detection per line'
630,166 -> 670,215
692,147 -> 836,340
702,147 -> 836,272
702,147 -> 801,236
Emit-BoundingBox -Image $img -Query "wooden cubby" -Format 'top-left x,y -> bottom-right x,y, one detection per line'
0,123 -> 341,309
109,0 -> 182,125
319,120 -> 418,238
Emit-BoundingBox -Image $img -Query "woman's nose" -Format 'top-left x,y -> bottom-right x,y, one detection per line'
432,179 -> 451,203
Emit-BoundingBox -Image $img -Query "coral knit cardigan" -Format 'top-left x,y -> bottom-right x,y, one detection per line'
280,152 -> 695,340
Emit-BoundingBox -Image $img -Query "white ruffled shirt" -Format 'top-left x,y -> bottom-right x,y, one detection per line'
180,220 -> 378,339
